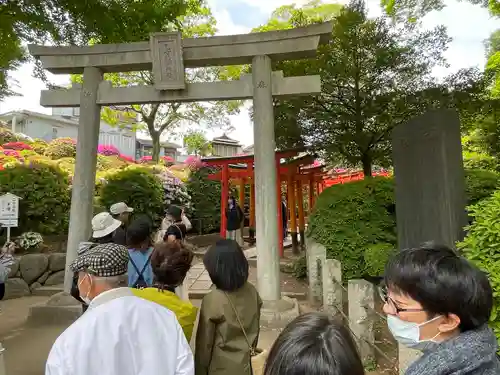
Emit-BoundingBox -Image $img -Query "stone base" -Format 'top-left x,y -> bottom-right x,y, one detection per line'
260,296 -> 300,328
27,292 -> 83,327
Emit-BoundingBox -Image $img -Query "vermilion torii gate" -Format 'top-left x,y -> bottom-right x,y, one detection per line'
203,149 -> 326,255
29,23 -> 332,314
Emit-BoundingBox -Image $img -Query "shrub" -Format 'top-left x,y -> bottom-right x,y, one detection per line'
465,169 -> 500,205
44,138 -> 77,159
18,232 -> 44,252
99,167 -> 164,225
0,128 -> 18,144
463,151 -> 499,172
364,242 -> 397,277
139,155 -> 153,164
458,192 -> 500,347
119,154 -> 135,163
185,155 -> 205,170
0,162 -> 71,234
186,167 -> 222,233
307,177 -> 396,280
31,139 -> 48,155
2,142 -> 32,151
97,144 -> 120,156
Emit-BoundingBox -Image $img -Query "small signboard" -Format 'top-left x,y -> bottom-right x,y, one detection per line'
0,193 -> 21,241
0,219 -> 18,227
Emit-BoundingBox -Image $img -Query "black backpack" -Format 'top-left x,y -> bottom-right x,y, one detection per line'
129,252 -> 153,289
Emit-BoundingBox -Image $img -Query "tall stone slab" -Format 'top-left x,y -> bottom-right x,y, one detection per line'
392,109 -> 466,372
391,109 -> 467,250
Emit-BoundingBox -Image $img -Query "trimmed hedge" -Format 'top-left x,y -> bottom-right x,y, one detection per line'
307,169 -> 500,280
99,167 -> 164,226
458,191 -> 500,347
186,167 -> 222,234
307,177 -> 396,280
0,162 -> 71,235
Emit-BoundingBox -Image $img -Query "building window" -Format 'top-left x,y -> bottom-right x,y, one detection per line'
52,127 -> 58,140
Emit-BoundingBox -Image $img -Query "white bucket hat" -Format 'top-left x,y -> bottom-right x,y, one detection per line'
91,212 -> 122,238
110,202 -> 134,215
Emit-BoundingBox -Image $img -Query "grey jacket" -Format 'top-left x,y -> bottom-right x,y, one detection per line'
406,325 -> 500,375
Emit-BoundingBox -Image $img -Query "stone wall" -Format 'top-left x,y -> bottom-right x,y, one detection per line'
5,253 -> 66,299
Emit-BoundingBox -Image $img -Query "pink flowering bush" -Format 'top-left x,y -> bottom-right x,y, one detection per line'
2,142 -> 32,151
185,155 -> 205,170
119,154 -> 135,163
139,155 -> 153,164
97,144 -> 120,156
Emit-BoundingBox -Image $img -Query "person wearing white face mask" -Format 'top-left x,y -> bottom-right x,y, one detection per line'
382,243 -> 499,375
46,243 -> 194,375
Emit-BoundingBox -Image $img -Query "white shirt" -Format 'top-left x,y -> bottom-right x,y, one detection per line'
45,288 -> 194,375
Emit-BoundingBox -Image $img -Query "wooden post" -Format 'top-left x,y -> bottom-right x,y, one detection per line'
287,173 -> 299,254
249,178 -> 256,242
296,179 -> 306,249
276,158 -> 284,257
220,163 -> 229,238
239,178 -> 246,245
309,176 -> 315,212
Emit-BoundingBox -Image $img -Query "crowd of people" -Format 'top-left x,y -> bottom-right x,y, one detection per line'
1,200 -> 494,375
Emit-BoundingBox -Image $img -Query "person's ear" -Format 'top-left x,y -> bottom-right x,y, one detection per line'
438,314 -> 460,333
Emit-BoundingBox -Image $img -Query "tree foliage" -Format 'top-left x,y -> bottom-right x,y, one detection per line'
0,0 -> 200,100
256,0 -> 488,175
79,3 -> 242,162
183,130 -> 212,156
381,0 -> 499,20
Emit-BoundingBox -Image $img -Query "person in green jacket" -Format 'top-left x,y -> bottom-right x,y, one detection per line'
195,239 -> 262,375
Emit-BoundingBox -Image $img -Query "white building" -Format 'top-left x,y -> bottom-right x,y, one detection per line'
211,134 -> 243,157
0,108 -> 136,157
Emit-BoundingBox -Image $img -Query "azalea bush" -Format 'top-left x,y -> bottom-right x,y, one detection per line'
0,162 -> 71,234
97,144 -> 120,156
162,155 -> 175,166
185,155 -> 205,170
44,138 -> 77,159
119,154 -> 135,163
99,167 -> 164,225
307,177 -> 396,280
31,139 -> 48,155
0,128 -> 19,144
18,232 -> 44,252
2,142 -> 32,151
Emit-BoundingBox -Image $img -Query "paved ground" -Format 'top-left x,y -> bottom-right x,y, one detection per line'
0,296 -> 282,375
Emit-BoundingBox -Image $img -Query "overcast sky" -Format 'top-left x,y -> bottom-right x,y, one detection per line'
0,0 -> 497,147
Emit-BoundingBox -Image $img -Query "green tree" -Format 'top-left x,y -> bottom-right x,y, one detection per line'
0,0 -> 199,100
72,4 -> 242,162
381,0 -> 499,20
183,130 -> 212,156
256,0 -> 486,176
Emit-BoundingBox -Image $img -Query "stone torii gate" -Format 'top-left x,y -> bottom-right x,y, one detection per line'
29,23 -> 332,319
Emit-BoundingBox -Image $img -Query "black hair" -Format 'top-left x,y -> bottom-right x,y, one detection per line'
203,239 -> 248,292
151,242 -> 193,287
167,205 -> 183,222
126,216 -> 153,248
91,233 -> 114,244
384,242 -> 493,331
264,312 -> 364,375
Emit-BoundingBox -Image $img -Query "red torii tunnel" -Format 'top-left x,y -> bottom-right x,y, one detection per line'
202,149 -> 327,257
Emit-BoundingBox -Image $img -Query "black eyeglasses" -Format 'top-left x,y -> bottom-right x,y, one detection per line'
378,285 -> 424,314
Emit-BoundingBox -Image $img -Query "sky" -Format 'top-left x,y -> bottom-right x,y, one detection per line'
0,0 -> 498,147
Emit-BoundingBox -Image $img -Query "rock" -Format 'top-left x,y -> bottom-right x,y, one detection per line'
8,257 -> 20,278
37,271 -> 50,284
30,282 -> 43,292
44,270 -> 65,286
48,253 -> 66,272
20,254 -> 49,285
4,278 -> 31,299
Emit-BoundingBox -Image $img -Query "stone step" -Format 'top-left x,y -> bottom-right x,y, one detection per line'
31,285 -> 64,297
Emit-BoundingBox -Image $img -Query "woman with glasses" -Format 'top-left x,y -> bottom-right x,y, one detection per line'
382,243 -> 499,375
